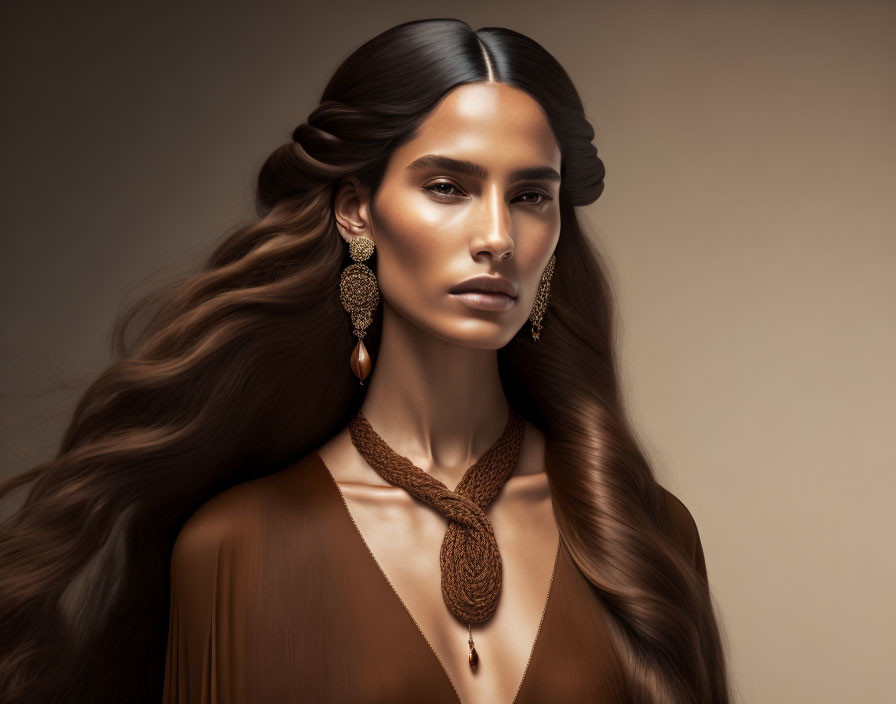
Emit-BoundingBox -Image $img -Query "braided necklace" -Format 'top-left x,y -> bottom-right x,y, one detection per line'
347,404 -> 526,670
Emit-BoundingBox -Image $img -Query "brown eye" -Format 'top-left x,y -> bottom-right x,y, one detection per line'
424,181 -> 463,200
517,191 -> 552,206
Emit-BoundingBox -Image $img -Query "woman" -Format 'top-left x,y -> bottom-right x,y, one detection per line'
0,18 -> 731,704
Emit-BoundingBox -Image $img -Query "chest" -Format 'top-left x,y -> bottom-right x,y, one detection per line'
334,476 -> 559,704
241,452 -> 630,703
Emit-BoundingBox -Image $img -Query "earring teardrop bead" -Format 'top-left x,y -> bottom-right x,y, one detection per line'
350,338 -> 372,383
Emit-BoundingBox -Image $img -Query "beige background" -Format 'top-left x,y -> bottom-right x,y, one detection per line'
2,1 -> 893,701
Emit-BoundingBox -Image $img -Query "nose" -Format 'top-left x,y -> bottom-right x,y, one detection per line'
471,183 -> 514,262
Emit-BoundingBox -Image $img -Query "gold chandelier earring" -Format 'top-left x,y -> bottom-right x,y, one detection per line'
528,253 -> 556,342
339,234 -> 379,385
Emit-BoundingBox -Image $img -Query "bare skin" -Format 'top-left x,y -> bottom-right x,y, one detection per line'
317,80 -> 562,704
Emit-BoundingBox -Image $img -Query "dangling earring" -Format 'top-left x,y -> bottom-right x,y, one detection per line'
339,234 -> 379,384
529,253 -> 556,342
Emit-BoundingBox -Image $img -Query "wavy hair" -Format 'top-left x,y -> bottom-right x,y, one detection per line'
0,18 -> 731,703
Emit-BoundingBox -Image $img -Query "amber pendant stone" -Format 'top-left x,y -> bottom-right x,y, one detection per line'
468,645 -> 479,669
350,338 -> 372,383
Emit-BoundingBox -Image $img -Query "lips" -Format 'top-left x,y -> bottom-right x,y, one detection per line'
448,275 -> 518,298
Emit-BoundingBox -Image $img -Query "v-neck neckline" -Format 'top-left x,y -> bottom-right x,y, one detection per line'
311,450 -> 562,704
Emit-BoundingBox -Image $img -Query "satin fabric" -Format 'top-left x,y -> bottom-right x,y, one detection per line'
162,450 -> 706,703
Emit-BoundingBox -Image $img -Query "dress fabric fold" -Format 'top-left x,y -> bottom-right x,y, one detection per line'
162,450 -> 708,703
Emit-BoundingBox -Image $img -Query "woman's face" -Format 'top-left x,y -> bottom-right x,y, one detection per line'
338,81 -> 562,349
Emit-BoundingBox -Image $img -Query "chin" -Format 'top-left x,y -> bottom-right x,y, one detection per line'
430,320 -> 521,350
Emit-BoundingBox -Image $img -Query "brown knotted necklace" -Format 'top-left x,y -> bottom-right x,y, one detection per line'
347,404 -> 526,671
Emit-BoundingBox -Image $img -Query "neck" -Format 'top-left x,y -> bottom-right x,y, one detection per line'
358,304 -> 511,486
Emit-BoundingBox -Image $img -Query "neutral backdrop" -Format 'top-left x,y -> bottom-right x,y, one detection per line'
2,1 -> 893,702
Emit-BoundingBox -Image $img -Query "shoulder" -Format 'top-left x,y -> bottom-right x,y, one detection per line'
171,452 -> 320,569
169,481 -> 259,580
656,484 -> 709,581
657,484 -> 700,561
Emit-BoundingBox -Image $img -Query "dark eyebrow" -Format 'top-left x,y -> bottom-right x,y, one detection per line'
406,154 -> 561,184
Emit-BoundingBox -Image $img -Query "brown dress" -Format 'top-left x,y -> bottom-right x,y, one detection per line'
162,450 -> 707,703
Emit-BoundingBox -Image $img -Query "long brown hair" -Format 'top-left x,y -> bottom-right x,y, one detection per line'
0,18 -> 731,703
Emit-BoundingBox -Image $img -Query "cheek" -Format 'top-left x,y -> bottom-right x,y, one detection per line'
370,191 -> 452,307
514,216 -> 560,301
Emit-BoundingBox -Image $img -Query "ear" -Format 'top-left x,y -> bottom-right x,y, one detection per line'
333,176 -> 374,243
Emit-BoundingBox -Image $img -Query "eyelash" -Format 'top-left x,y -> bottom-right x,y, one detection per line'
423,181 -> 553,206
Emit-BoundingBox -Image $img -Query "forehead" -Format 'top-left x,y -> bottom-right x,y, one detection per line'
391,82 -> 561,171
